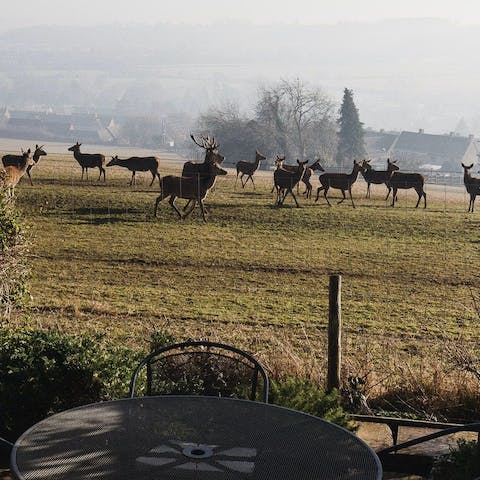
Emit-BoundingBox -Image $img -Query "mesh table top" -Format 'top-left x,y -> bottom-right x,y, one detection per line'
12,396 -> 382,480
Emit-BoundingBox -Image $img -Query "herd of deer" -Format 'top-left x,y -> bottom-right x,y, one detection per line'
1,135 -> 480,219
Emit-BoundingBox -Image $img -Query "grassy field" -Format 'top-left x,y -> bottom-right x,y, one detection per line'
5,142 -> 480,417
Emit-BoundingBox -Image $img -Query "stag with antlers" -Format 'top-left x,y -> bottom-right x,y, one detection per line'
154,160 -> 227,221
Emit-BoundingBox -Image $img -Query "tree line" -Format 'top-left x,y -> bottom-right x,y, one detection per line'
198,81 -> 365,168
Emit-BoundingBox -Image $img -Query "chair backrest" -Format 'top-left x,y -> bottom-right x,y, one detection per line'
129,341 -> 269,402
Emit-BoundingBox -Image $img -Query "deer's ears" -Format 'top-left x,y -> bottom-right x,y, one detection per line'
463,163 -> 473,169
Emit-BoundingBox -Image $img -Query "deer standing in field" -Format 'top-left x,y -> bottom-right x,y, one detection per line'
154,160 -> 227,221
272,157 -> 324,198
235,150 -> 266,190
273,159 -> 308,207
68,142 -> 106,181
315,160 -> 365,208
106,155 -> 161,187
182,134 -> 225,212
1,150 -> 34,197
361,158 -> 399,199
461,163 -> 480,212
386,168 -> 427,208
2,146 -> 45,186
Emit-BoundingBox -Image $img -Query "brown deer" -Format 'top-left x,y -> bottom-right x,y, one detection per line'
235,150 -> 266,189
314,160 -> 365,208
1,150 -> 34,197
106,155 -> 161,186
2,147 -> 43,186
361,158 -> 399,199
461,163 -> 480,212
273,159 -> 309,207
67,142 -> 106,181
154,160 -> 227,221
272,157 -> 324,198
182,134 -> 225,212
386,169 -> 427,208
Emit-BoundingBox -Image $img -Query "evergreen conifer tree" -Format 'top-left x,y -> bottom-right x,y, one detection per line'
336,88 -> 366,165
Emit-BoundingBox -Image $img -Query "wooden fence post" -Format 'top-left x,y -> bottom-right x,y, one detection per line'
327,274 -> 342,393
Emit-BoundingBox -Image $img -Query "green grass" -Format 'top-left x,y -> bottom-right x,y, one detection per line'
6,150 -> 480,417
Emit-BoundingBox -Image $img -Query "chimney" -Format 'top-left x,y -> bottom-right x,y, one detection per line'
418,128 -> 424,134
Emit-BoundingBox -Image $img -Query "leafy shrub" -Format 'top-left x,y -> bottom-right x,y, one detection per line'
269,376 -> 354,430
0,182 -> 29,321
0,328 -> 141,439
432,439 -> 480,480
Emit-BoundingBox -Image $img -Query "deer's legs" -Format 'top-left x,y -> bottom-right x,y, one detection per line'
366,183 -> 370,199
26,165 -> 33,186
149,170 -> 157,187
303,179 -> 312,197
385,186 -> 391,200
390,188 -> 398,207
130,171 -> 136,186
414,188 -> 427,208
314,186 -> 325,202
100,166 -> 106,182
154,191 -> 170,217
349,187 -> 356,208
249,175 -> 256,190
323,187 -> 332,206
183,200 -> 197,219
469,193 -> 476,212
81,167 -> 85,181
199,199 -> 208,222
337,190 -> 347,204
168,196 -> 184,219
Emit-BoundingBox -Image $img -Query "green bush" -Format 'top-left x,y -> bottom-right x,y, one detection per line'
0,183 -> 29,321
269,376 -> 355,430
0,328 -> 140,439
432,439 -> 480,480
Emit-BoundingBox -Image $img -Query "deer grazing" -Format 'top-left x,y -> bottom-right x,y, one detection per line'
68,142 -> 106,181
386,169 -> 427,208
361,158 -> 399,199
461,163 -> 480,212
2,146 -> 46,186
235,150 -> 266,189
154,160 -> 227,221
106,155 -> 161,187
273,159 -> 309,207
315,160 -> 365,208
1,150 -> 34,197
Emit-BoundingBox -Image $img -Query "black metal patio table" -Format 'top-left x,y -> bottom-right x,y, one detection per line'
11,396 -> 382,479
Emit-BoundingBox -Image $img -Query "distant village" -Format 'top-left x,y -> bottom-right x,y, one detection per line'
0,107 -> 478,175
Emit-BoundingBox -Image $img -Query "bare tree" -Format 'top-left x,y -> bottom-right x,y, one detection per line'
256,79 -> 336,161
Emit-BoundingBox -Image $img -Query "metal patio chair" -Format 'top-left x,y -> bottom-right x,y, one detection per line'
377,422 -> 480,477
129,341 -> 269,403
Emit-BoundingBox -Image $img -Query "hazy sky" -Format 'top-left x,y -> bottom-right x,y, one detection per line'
2,0 -> 480,29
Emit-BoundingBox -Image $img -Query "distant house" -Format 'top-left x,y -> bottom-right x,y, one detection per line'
365,129 -> 478,171
364,130 -> 399,165
388,130 -> 478,170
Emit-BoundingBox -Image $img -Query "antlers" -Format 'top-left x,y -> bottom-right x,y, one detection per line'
190,134 -> 218,150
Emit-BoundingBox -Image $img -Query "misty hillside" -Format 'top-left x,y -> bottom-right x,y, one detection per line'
1,19 -> 480,132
